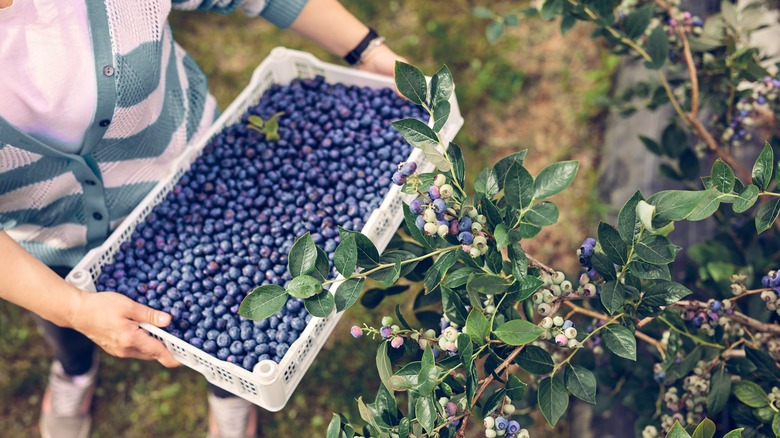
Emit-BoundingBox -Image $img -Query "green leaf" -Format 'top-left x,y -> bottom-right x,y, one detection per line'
423,250 -> 459,294
706,365 -> 731,416
732,380 -> 769,408
600,281 -> 626,315
642,280 -> 692,306
628,260 -> 671,280
565,365 -> 597,404
370,254 -> 402,287
441,286 -> 468,327
645,26 -> 669,70
506,375 -> 527,400
540,0 -> 563,20
625,4 -> 654,39
648,188 -> 723,223
238,284 -> 287,321
376,342 -> 393,392
391,118 -> 438,150
326,413 -> 341,438
711,159 -> 735,193
511,274 -> 544,301
370,384 -> 398,429
722,429 -> 744,438
524,202 -> 559,227
447,142 -> 465,187
755,197 -> 780,234
639,135 -> 663,155
773,412 -> 780,438
733,184 -> 759,213
598,222 -> 629,266
417,346 -> 438,395
666,421 -> 691,438
465,308 -> 490,345
660,123 -> 688,158
472,6 -> 494,19
486,20 -> 505,44
467,273 -> 510,296
494,151 -> 528,189
394,61 -> 427,105
288,232 -> 319,278
484,388 -> 507,416
415,395 -> 436,434
338,230 -> 380,269
429,64 -> 454,107
745,347 -> 780,380
507,243 -> 528,280
494,319 -> 544,346
590,252 -> 617,280
304,289 -> 335,318
504,161 -> 534,208
493,224 -> 513,250
635,234 -> 677,264
334,278 -> 364,313
334,230 -> 358,277
533,161 -> 579,200
752,141 -> 774,191
602,324 -> 637,361
515,345 -> 554,374
287,274 -> 322,299
475,168 -> 500,198
466,361 -> 478,405
618,191 -> 645,242
457,333 -> 473,370
538,376 -> 569,427
432,100 -> 450,132
691,418 -> 716,438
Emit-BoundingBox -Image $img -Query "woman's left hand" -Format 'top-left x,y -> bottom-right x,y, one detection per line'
355,44 -> 407,77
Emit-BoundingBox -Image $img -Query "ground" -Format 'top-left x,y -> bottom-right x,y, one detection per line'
0,2 -> 615,436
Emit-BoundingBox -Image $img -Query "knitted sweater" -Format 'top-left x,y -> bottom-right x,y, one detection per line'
0,0 -> 308,268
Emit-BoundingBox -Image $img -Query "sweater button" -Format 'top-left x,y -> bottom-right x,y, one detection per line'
93,212 -> 104,221
103,65 -> 115,76
99,119 -> 111,127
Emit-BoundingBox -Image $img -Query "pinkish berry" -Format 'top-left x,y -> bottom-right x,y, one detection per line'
380,326 -> 393,338
445,401 -> 457,416
555,333 -> 568,346
350,326 -> 363,338
391,336 -> 404,349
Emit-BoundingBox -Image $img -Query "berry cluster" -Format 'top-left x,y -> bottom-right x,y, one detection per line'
768,386 -> 780,409
531,269 -> 595,317
438,396 -> 464,428
666,11 -> 703,38
482,397 -> 528,438
760,269 -> 780,314
577,238 -> 598,280
657,360 -> 711,433
680,299 -> 735,336
403,171 -> 490,258
539,316 -> 580,349
722,76 -> 780,147
96,76 -> 427,370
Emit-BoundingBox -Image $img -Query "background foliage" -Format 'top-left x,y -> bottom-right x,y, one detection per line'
1,1 -> 615,436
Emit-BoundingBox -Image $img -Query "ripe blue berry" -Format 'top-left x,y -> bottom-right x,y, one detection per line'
399,161 -> 417,177
392,172 -> 405,186
458,231 -> 474,245
410,199 -> 424,215
495,416 -> 509,431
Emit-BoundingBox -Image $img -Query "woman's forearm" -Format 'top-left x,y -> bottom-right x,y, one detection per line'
0,231 -> 84,327
288,0 -> 370,58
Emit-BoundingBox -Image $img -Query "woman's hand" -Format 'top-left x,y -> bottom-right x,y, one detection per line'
355,44 -> 407,77
68,291 -> 180,368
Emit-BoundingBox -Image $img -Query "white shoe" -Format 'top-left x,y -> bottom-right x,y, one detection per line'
39,358 -> 98,438
207,393 -> 257,438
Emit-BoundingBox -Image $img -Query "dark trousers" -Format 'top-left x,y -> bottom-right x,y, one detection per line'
41,267 -> 233,398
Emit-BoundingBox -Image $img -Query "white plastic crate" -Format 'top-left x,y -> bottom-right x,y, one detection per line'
66,47 -> 463,411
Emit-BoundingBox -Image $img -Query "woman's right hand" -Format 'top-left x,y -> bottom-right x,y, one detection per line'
68,290 -> 180,368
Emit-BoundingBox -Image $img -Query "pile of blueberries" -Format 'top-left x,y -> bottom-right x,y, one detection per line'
96,76 -> 427,371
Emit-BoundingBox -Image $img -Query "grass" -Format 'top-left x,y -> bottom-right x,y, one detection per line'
0,2 -> 616,436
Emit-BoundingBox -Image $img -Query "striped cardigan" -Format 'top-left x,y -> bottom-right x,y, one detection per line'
0,0 -> 308,268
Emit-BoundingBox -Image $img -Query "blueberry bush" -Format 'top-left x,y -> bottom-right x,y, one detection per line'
239,53 -> 780,437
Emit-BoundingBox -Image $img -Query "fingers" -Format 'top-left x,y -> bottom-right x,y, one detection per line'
127,327 -> 181,368
127,301 -> 172,328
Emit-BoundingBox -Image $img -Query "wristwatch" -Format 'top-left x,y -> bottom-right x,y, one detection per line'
343,27 -> 386,66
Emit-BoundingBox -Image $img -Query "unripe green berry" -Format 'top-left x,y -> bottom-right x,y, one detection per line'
553,316 -> 564,327
477,214 -> 487,224
532,292 -> 544,304
470,247 -> 482,258
485,429 -> 497,438
537,303 -> 552,316
423,209 -> 437,223
541,316 -> 553,329
440,184 -> 454,198
424,222 -> 437,235
467,207 -> 479,218
503,404 -> 516,415
483,417 -> 495,429
564,327 -> 577,339
550,284 -> 562,296
552,271 -> 565,284
434,174 -> 446,187
542,290 -> 555,303
473,235 -> 487,247
560,280 -> 573,293
437,224 -> 449,238
381,316 -> 393,326
471,222 -> 483,233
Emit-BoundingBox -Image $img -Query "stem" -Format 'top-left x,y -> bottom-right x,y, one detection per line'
729,287 -> 771,301
679,29 -> 699,117
675,300 -> 780,335
454,345 -> 527,438
526,253 -> 555,275
657,315 -> 725,349
322,245 -> 460,285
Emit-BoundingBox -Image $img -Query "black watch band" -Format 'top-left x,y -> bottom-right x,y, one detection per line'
343,27 -> 380,65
